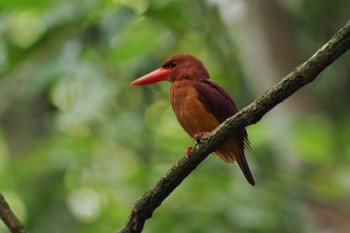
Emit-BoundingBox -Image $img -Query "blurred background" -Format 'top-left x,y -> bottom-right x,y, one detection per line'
0,0 -> 350,232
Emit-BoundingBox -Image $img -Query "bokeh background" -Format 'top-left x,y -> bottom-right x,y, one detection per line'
1,0 -> 350,232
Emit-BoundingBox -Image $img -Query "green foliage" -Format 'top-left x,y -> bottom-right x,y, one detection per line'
0,0 -> 350,232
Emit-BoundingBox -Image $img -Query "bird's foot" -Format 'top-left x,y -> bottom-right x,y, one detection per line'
193,131 -> 209,142
185,146 -> 193,159
186,132 -> 209,158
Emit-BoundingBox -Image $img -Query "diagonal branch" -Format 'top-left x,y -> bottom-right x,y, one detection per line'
0,193 -> 29,233
118,20 -> 350,233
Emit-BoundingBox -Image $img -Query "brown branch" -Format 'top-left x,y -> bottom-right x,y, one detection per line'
0,193 -> 29,233
117,20 -> 350,233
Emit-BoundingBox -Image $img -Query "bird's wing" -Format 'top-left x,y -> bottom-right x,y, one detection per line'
192,79 -> 238,122
192,79 -> 250,149
192,79 -> 254,185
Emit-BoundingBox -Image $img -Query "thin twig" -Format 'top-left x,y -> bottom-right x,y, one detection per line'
118,20 -> 350,233
0,193 -> 29,233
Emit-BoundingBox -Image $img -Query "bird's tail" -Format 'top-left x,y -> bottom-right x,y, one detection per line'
214,138 -> 255,186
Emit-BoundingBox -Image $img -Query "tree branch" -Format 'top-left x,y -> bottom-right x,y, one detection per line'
118,20 -> 350,233
0,193 -> 29,233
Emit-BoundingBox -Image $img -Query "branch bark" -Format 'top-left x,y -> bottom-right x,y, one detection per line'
0,193 -> 29,233
117,20 -> 350,233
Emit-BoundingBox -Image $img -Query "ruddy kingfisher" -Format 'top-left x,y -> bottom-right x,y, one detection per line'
131,54 -> 255,185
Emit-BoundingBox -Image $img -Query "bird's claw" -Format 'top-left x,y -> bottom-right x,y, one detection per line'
185,146 -> 193,159
185,132 -> 209,158
192,131 -> 208,142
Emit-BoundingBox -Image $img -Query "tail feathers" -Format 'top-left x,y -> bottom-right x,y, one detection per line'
214,138 -> 255,186
235,152 -> 255,186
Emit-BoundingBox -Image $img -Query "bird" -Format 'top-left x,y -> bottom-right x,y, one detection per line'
131,54 -> 255,185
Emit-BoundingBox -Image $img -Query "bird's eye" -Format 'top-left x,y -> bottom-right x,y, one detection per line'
170,61 -> 176,68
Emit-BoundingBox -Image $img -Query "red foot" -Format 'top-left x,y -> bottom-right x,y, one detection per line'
185,146 -> 192,159
193,131 -> 208,142
185,132 -> 209,159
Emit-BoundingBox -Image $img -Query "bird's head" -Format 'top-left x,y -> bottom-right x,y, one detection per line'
131,54 -> 210,85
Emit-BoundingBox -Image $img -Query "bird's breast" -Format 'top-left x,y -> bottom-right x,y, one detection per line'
169,80 -> 219,137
